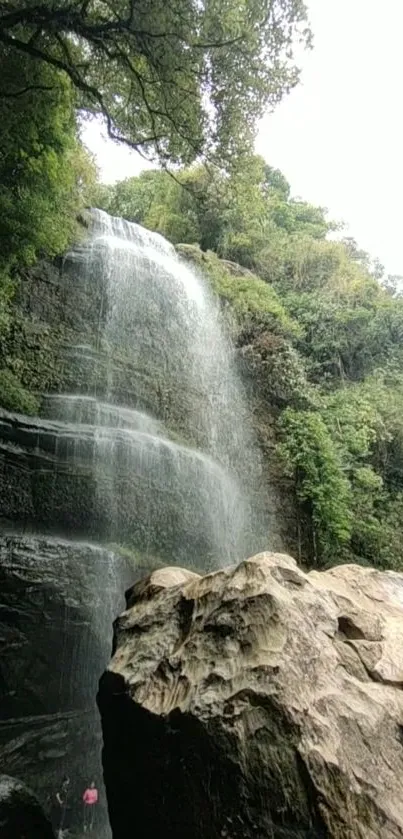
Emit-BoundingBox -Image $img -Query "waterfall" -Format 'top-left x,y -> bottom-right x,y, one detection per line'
57,208 -> 266,568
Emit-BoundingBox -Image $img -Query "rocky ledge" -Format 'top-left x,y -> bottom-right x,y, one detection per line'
98,553 -> 403,839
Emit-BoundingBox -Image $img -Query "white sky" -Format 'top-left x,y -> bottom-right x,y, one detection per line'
81,0 -> 403,275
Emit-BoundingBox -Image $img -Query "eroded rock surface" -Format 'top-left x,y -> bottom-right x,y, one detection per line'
99,554 -> 403,839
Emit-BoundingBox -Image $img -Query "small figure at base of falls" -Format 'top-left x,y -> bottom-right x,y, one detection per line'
54,775 -> 71,838
82,781 -> 99,833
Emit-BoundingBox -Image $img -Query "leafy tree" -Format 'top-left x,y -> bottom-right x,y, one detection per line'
262,165 -> 291,200
277,408 -> 352,563
96,170 -> 169,223
0,47 -> 96,272
98,155 -> 332,269
0,0 -> 310,164
0,44 -> 96,412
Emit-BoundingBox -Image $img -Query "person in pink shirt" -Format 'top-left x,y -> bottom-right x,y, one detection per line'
82,781 -> 98,832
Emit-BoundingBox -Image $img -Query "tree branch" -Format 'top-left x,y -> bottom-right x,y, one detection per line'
0,29 -> 154,153
0,83 -> 54,98
0,3 -> 245,49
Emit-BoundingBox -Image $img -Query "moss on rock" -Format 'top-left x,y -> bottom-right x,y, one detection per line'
176,243 -> 299,336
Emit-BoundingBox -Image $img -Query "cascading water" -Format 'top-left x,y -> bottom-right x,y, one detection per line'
58,208 -> 267,568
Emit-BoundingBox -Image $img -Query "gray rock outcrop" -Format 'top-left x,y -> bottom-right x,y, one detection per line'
99,553 -> 403,839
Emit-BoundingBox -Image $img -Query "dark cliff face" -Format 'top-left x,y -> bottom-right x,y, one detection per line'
0,534 -> 128,718
0,249 -> 128,828
0,244 -> 213,828
0,243 -> 224,828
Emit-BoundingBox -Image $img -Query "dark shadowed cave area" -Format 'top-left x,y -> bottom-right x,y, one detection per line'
98,671 -> 328,839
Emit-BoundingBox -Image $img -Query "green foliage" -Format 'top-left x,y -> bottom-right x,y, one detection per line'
278,408 -> 352,562
177,245 -> 298,336
0,368 -> 39,415
239,331 -> 315,410
278,378 -> 403,568
0,1 -> 310,166
0,46 -> 96,411
206,256 -> 295,327
99,156 -> 332,269
320,387 -> 384,563
0,48 -> 95,273
215,269 -> 290,321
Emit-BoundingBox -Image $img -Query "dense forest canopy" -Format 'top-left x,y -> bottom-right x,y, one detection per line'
2,0 -> 403,573
0,0 -> 310,163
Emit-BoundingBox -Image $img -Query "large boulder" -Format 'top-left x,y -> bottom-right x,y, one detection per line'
99,553 -> 403,839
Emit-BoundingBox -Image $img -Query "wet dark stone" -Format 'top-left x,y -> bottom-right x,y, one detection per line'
0,774 -> 55,839
0,533 -> 133,832
0,409 -> 233,566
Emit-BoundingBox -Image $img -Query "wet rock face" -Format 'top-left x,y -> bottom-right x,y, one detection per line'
0,533 -> 129,716
0,534 -> 132,829
99,555 -> 403,839
0,775 -> 55,839
0,406 -> 246,566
